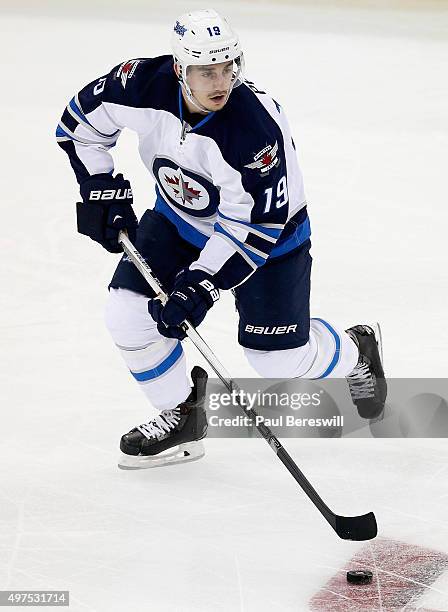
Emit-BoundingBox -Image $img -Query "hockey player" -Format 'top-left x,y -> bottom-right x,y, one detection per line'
56,9 -> 386,468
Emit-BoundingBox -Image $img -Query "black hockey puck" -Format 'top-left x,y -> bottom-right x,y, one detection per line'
347,570 -> 373,584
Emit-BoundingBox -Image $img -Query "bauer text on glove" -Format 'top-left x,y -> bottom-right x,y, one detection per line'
148,270 -> 220,339
76,173 -> 138,253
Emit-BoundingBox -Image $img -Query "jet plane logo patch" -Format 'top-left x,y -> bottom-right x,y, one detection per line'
244,142 -> 280,175
116,59 -> 141,89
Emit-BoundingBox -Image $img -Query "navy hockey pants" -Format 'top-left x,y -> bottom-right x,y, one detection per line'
109,209 -> 311,351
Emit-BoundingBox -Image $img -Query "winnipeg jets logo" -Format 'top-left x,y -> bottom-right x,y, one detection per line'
164,171 -> 202,207
153,157 -> 218,217
244,142 -> 280,175
174,21 -> 188,37
116,59 -> 140,89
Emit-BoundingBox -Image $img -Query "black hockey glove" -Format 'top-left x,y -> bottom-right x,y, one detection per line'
76,173 -> 138,253
148,269 -> 220,340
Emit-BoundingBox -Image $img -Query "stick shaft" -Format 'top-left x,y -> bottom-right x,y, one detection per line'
117,231 -> 375,540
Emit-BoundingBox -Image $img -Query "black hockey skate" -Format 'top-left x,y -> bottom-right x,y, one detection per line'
345,324 -> 387,420
118,366 -> 208,470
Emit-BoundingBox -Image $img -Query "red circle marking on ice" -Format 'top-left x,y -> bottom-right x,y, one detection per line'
309,538 -> 448,611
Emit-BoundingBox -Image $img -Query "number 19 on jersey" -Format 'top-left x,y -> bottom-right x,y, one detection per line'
264,176 -> 289,213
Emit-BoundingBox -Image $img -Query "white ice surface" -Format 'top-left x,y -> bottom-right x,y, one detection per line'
1,2 -> 448,610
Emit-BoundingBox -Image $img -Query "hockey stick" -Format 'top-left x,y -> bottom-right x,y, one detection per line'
118,231 -> 377,541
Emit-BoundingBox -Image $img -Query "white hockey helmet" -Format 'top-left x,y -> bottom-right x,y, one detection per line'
171,9 -> 245,112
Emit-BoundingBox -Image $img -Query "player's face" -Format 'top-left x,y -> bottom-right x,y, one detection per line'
187,61 -> 234,111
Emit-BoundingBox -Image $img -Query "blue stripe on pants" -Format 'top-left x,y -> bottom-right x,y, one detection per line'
130,342 -> 183,382
311,318 -> 341,379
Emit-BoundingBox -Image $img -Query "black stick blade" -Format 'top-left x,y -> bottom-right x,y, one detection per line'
334,512 -> 377,541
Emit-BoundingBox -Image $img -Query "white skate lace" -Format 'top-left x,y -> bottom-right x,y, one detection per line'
346,360 -> 376,400
137,408 -> 181,440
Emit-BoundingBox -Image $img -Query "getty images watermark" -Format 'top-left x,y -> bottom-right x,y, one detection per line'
207,387 -> 344,431
204,378 -> 448,439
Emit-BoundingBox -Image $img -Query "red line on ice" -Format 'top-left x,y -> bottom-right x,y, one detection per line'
309,538 -> 448,611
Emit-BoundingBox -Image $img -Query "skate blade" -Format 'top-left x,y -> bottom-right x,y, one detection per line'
371,321 -> 384,367
117,440 -> 205,470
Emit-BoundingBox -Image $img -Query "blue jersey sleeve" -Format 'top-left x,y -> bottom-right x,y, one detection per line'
190,89 -> 302,289
55,58 -> 160,184
214,140 -> 289,288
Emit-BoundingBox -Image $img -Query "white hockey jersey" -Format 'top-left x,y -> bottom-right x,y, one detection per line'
57,56 -> 310,289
